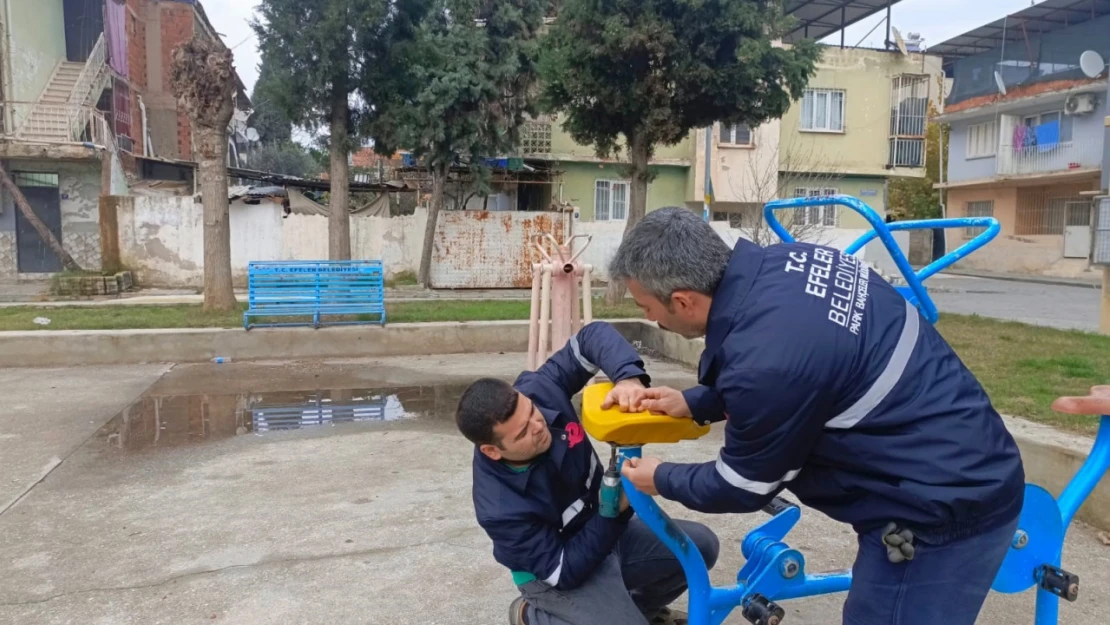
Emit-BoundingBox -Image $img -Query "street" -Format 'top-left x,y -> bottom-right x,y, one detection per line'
930,275 -> 1102,333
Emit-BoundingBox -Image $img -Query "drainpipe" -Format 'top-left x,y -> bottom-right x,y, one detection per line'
138,94 -> 151,157
702,126 -> 713,222
0,0 -> 14,132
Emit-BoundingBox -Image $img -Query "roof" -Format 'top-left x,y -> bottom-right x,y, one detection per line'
929,0 -> 1110,60
782,0 -> 907,43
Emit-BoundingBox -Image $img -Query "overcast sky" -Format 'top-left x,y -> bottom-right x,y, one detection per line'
201,0 -> 1036,97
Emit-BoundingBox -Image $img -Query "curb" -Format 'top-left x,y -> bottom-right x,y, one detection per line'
0,319 -> 648,368
942,270 -> 1103,290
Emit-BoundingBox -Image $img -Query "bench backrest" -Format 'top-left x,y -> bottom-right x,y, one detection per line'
247,261 -> 385,309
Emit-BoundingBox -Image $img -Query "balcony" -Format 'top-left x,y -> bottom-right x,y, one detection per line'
997,132 -> 1104,176
1,101 -> 114,147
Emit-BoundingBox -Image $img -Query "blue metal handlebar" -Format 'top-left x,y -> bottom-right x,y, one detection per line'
762,195 -> 1000,323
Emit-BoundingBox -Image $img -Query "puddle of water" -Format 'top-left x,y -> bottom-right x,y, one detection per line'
100,384 -> 470,452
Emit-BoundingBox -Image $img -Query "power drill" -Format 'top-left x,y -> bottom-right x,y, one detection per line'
599,446 -> 623,518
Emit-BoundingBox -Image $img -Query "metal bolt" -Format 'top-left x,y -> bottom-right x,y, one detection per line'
1013,530 -> 1029,549
781,558 -> 800,579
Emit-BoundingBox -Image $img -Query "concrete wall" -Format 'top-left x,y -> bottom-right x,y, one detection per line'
558,162 -> 689,222
430,210 -> 570,288
549,122 -> 692,165
779,46 -> 943,179
692,122 -> 782,206
574,214 -> 908,283
945,184 -> 1095,277
947,116 -> 1000,183
7,0 -> 67,102
116,197 -> 429,288
0,160 -> 103,275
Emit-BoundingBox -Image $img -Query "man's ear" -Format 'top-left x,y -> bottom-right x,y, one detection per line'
670,290 -> 696,312
479,443 -> 503,461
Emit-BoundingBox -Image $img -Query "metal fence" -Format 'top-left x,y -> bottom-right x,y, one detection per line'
1095,197 -> 1110,266
1014,187 -> 1093,236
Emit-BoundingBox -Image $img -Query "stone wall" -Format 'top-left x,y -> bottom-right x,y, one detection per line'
0,232 -> 16,276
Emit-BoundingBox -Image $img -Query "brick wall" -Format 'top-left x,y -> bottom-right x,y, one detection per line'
160,2 -> 195,160
127,0 -> 148,156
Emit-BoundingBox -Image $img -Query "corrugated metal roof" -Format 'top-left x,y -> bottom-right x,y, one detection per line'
930,0 -> 1110,60
781,0 -> 907,44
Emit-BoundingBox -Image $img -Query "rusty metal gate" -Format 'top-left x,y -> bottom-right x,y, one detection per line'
431,210 -> 570,288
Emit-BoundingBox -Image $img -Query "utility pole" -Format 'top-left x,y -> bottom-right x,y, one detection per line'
1099,103 -> 1109,334
703,126 -> 713,222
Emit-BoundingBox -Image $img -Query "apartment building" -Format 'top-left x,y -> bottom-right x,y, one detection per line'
0,0 -> 249,277
692,44 -> 943,248
933,0 -> 1109,278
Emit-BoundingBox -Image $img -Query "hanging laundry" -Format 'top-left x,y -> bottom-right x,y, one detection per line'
1012,125 -> 1027,153
1035,120 -> 1060,152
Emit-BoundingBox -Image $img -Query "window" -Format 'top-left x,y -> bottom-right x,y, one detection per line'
800,89 -> 845,132
1022,111 -> 1073,143
967,121 -> 998,159
594,180 -> 629,221
720,123 -> 752,146
792,187 -> 839,227
712,211 -> 744,228
965,200 -> 994,238
11,172 -> 59,187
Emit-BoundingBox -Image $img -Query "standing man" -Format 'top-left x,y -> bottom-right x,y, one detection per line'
610,207 -> 1024,625
456,320 -> 720,625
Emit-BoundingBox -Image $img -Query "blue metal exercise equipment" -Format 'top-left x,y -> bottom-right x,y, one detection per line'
762,194 -> 1000,323
580,197 -> 1109,625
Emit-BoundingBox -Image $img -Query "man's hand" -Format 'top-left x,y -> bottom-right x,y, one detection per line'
637,387 -> 692,419
620,456 -> 662,496
601,378 -> 648,412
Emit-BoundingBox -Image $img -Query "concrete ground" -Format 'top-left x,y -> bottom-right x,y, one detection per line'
2,353 -> 1109,625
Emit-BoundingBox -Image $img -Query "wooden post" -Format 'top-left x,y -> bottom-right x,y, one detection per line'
0,162 -> 81,272
1100,266 -> 1109,335
99,195 -> 123,275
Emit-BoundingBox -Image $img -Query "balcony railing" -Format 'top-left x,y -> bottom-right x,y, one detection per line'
1,101 -> 113,148
69,33 -> 109,107
997,132 -> 1104,176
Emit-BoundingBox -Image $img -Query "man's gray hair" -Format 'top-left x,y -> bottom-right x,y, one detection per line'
609,207 -> 733,303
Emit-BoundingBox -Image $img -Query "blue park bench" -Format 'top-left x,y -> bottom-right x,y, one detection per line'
242,260 -> 387,330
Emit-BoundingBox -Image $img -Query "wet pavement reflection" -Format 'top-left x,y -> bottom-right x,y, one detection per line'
99,384 -> 472,451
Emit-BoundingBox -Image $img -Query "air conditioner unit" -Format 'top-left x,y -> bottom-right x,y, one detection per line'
1064,93 -> 1096,115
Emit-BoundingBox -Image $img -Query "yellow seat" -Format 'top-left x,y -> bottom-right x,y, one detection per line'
581,382 -> 712,446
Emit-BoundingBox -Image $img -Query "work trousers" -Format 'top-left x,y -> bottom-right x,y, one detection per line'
843,513 -> 1020,625
519,518 -> 720,625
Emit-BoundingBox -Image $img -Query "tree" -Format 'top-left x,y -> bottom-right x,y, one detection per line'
717,131 -> 838,248
249,59 -> 293,144
887,100 -> 946,220
396,0 -> 544,287
540,0 -> 820,302
0,163 -> 81,272
252,0 -> 380,260
247,141 -> 324,178
169,36 -> 238,312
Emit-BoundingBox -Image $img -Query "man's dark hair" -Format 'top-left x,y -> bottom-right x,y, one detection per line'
455,378 -> 520,446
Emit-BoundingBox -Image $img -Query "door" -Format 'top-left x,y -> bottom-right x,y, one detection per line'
13,173 -> 64,273
1063,201 -> 1092,259
63,0 -> 104,63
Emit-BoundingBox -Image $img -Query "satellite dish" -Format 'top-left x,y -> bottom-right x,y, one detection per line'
891,26 -> 909,56
246,127 -> 260,142
994,71 -> 1007,96
1079,50 -> 1106,79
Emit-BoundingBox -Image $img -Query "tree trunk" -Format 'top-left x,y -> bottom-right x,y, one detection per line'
605,133 -> 651,304
0,162 -> 81,272
195,128 -> 237,312
418,164 -> 448,288
328,85 -> 352,260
